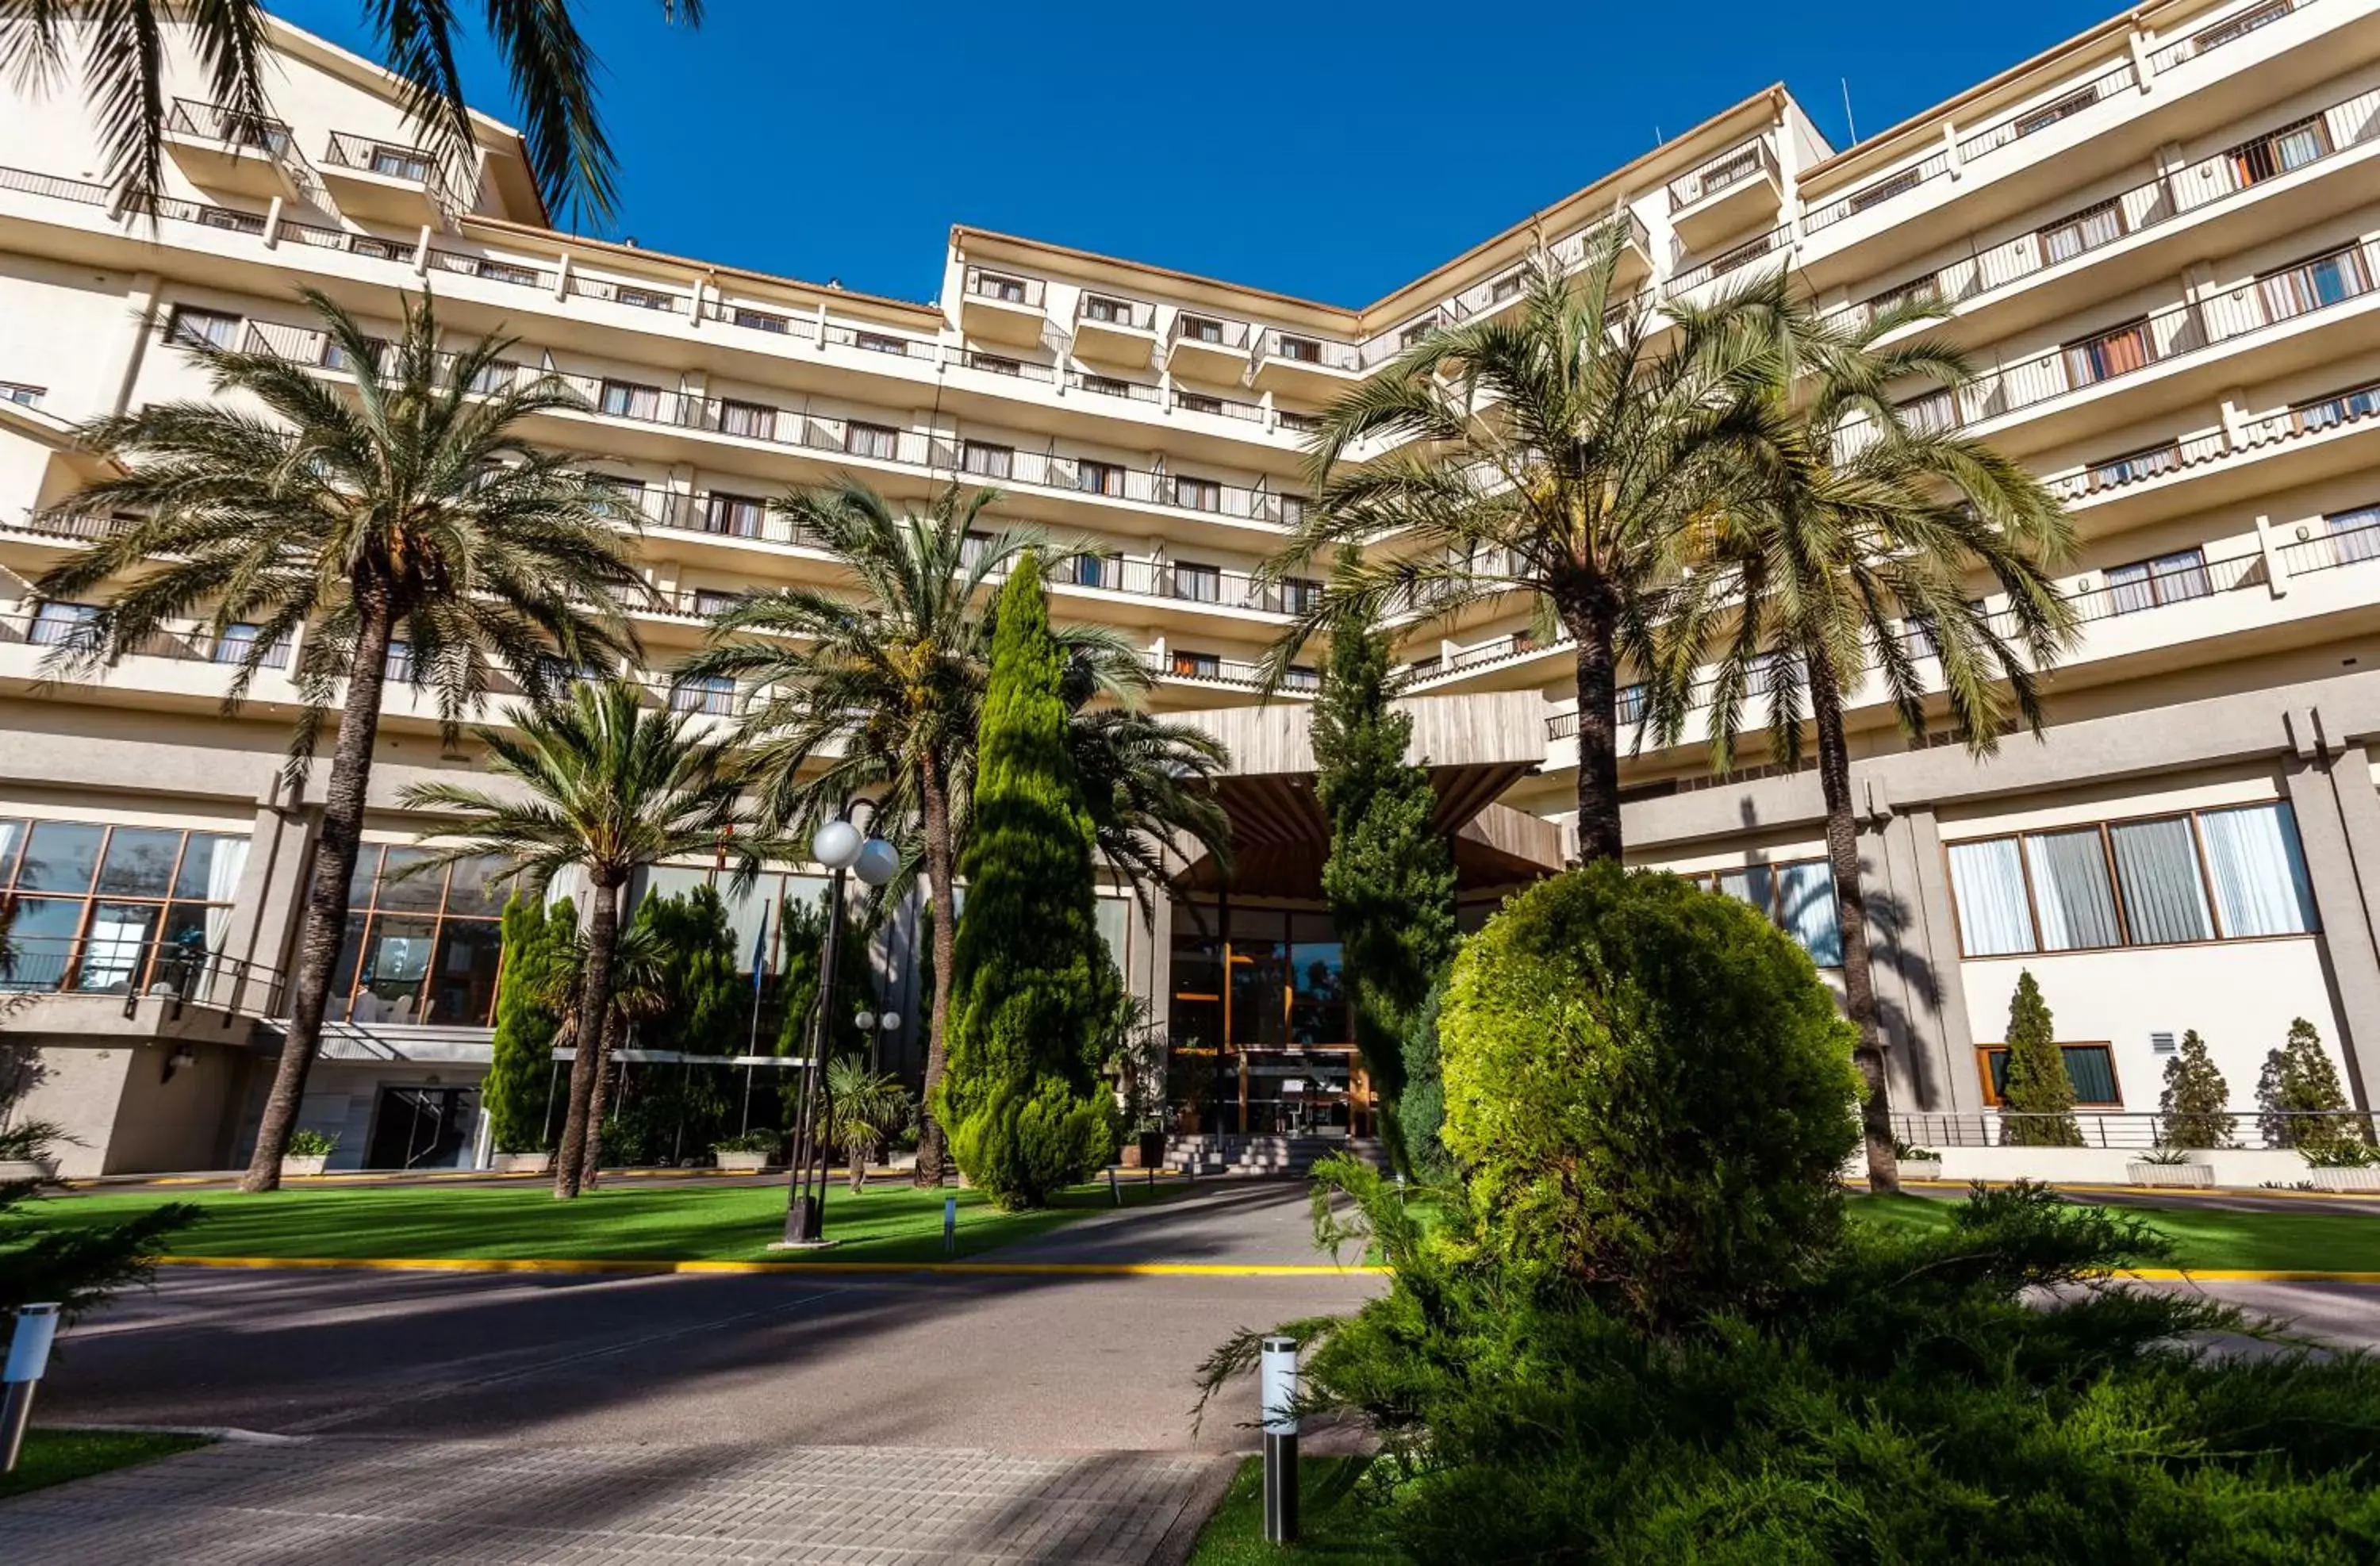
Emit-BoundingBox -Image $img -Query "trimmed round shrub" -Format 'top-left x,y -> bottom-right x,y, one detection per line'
949,1077 -> 1115,1211
1440,862 -> 1861,1321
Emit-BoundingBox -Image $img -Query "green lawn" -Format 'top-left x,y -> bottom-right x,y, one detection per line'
19,1176 -> 1196,1266
1848,1193 -> 2380,1274
0,1430 -> 211,1500
1188,1457 -> 1399,1565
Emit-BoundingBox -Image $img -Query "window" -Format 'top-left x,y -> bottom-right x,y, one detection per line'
691,589 -> 743,616
961,440 -> 1014,480
1171,651 -> 1220,678
599,379 -> 663,421
2227,115 -> 2329,186
1274,335 -> 1321,364
2086,443 -> 2179,491
1081,295 -> 1135,324
1399,322 -> 1434,351
1176,391 -> 1223,416
2259,247 -> 2370,320
2292,382 -> 2380,433
716,398 -> 776,440
1171,474 -> 1222,512
2105,547 -> 2210,615
1276,410 -> 1320,435
1616,683 -> 1648,725
2040,199 -> 2124,264
1847,167 -> 1921,214
28,601 -> 98,648
1280,577 -> 1322,616
1946,802 -> 2319,958
854,332 -> 906,355
1697,145 -> 1761,194
367,144 -> 432,181
611,285 -> 674,312
0,819 -> 249,997
1178,314 -> 1226,344
1079,374 -> 1132,397
1685,859 -> 1839,965
1076,459 -> 1127,497
1490,273 -> 1523,304
960,530 -> 992,570
669,674 -> 735,716
1284,664 -> 1321,691
466,360 -> 516,395
1173,562 -> 1221,603
166,307 -> 239,350
1279,494 -> 1310,527
731,306 -> 789,334
0,381 -> 42,406
2325,504 -> 2380,566
473,259 -> 540,287
704,492 -> 766,539
321,335 -> 389,374
1898,389 -> 1957,436
845,421 -> 899,460
974,271 -> 1028,303
2193,0 -> 2290,54
968,353 -> 1021,376
1978,1044 -> 2121,1106
327,846 -> 505,1027
2064,319 -> 2151,386
1069,553 -> 1112,590
2013,87 -> 2097,140
212,623 -> 291,668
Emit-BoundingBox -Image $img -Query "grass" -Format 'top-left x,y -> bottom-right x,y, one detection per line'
1188,1457 -> 1399,1565
17,1175 -> 1200,1266
0,1430 -> 211,1500
1848,1192 -> 2380,1274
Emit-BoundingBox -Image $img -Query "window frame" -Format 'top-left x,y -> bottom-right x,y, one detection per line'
1974,1042 -> 2123,1107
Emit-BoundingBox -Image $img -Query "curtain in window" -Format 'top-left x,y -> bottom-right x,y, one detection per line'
1949,839 -> 2035,955
1715,866 -> 1774,916
200,836 -> 250,1004
2109,817 -> 2213,942
1775,862 -> 1842,966
2060,1045 -> 2119,1104
2198,803 -> 2318,938
2328,505 -> 2380,566
2024,830 -> 2122,950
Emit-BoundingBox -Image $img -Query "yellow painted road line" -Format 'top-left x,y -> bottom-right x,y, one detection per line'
155,1253 -> 1391,1280
2117,1268 -> 2380,1284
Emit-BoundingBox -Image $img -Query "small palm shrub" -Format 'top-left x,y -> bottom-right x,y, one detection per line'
1438,863 -> 1861,1324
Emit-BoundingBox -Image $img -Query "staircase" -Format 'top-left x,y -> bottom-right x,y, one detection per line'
1165,1134 -> 1388,1178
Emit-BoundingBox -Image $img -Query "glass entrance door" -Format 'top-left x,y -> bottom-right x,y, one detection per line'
364,1086 -> 479,1169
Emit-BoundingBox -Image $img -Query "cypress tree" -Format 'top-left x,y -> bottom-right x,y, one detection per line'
939,552 -> 1119,1207
486,892 -> 568,1153
2157,1030 -> 2235,1150
1311,607 -> 1457,1173
1998,969 -> 2082,1147
636,884 -> 743,1055
2256,1017 -> 2371,1158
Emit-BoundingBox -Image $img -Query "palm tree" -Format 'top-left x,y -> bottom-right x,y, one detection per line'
1264,225 -> 1780,862
527,916 -> 670,1188
396,680 -> 744,1198
1063,702 -> 1233,917
38,288 -> 645,1192
1672,283 -> 2079,1192
1,2 -> 702,226
822,1056 -> 914,1193
678,479 -> 1151,1184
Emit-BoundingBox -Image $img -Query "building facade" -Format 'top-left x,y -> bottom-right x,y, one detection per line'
2,0 -> 2378,1173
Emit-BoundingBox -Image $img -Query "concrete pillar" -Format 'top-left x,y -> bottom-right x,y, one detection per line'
1871,800 -> 1985,1114
233,785 -> 321,1009
2281,741 -> 2380,1111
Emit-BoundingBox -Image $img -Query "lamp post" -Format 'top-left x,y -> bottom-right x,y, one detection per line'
777,801 -> 897,1248
852,1007 -> 902,1074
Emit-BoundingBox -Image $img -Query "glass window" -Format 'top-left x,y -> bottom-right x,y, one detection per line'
97,827 -> 182,897
1715,865 -> 1774,915
1077,460 -> 1127,497
2326,505 -> 2380,566
351,915 -> 437,1023
2197,803 -> 2317,938
1983,1043 -> 2120,1106
426,917 -> 505,1026
17,821 -> 104,893
167,307 -> 240,349
2022,829 -> 2122,950
29,601 -> 98,648
599,380 -> 662,420
1173,562 -> 1221,603
78,900 -> 161,992
0,819 -> 21,885
846,422 -> 898,460
717,398 -> 776,440
1775,861 -> 1841,967
372,846 -> 447,911
2106,548 -> 2210,614
962,441 -> 1013,479
2108,816 -> 2214,944
1948,838 -> 2035,955
0,822 -> 247,996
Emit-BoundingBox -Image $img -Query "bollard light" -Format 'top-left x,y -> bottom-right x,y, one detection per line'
1,1302 -> 61,1475
942,1195 -> 958,1254
1261,1334 -> 1300,1544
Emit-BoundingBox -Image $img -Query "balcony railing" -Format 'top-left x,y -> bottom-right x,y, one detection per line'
1893,1107 -> 2378,1151
965,267 -> 1045,308
2148,0 -> 2305,72
0,935 -> 286,1023
320,130 -> 459,209
11,506 -> 137,542
165,98 -> 292,156
564,273 -> 689,314
1259,330 -> 1361,373
1169,313 -> 1251,351
1825,85 -> 2380,331
1076,294 -> 1157,332
1142,650 -> 1271,688
0,605 -> 294,669
1665,138 -> 1776,213
1667,225 -> 1791,297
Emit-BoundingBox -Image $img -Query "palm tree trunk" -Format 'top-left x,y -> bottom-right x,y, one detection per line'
1808,647 -> 1899,1195
554,877 -> 621,1199
579,1004 -> 624,1189
1561,580 -> 1626,866
913,752 -> 959,1187
238,595 -> 396,1193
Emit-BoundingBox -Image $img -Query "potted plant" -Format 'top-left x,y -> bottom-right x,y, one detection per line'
281,1129 -> 336,1177
2304,1138 -> 2380,1192
1892,1141 -> 1944,1182
711,1129 -> 781,1173
2127,1146 -> 2217,1188
1119,1116 -> 1169,1170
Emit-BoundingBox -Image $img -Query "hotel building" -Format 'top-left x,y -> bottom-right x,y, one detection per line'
2,0 -> 2377,1175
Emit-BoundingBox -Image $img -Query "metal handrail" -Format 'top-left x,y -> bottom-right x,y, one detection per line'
964,266 -> 1045,307
1665,137 -> 1776,213
165,98 -> 291,155
0,935 -> 286,1023
320,130 -> 460,212
1891,1107 -> 2378,1152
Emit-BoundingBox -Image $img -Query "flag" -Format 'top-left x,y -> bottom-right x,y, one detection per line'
750,897 -> 771,998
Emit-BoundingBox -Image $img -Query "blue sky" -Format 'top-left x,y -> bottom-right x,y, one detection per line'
269,0 -> 2121,306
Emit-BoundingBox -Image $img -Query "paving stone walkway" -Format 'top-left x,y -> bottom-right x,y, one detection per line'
0,1437 -> 1234,1565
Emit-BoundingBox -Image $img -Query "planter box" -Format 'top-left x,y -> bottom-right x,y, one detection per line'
493,1152 -> 551,1176
0,1159 -> 53,1183
2126,1161 -> 2217,1188
281,1155 -> 328,1177
714,1151 -> 770,1172
1119,1132 -> 1168,1169
1898,1159 -> 1945,1182
2306,1165 -> 2380,1192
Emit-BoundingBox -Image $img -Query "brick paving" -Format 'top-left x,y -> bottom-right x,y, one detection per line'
0,1437 -> 1233,1564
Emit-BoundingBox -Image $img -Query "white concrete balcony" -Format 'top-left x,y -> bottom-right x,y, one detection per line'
1665,137 -> 1783,253
316,132 -> 455,225
161,98 -> 301,203
1165,312 -> 1253,383
1665,224 -> 1794,306
1072,292 -> 1158,367
960,267 -> 1048,347
1252,329 -> 1361,400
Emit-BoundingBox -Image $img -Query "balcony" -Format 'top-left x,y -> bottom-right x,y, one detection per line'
317,132 -> 455,224
1664,138 -> 1782,251
1252,328 -> 1361,400
960,267 -> 1048,347
1166,312 -> 1252,383
161,99 -> 299,202
1666,224 -> 1793,302
1072,292 -> 1158,367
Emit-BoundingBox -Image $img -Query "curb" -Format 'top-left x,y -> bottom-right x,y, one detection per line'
155,1253 -> 1392,1280
2117,1268 -> 2380,1284
1883,1177 -> 2380,1203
